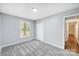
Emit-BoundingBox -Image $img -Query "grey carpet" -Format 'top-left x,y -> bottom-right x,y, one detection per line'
1,39 -> 79,56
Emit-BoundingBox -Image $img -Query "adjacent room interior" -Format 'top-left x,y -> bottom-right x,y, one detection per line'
0,3 -> 79,56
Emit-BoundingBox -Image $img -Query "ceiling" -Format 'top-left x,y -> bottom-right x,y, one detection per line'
0,3 -> 79,20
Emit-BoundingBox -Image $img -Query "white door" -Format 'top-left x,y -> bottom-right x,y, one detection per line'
36,22 -> 44,41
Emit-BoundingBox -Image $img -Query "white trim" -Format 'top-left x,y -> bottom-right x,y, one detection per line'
66,22 -> 69,39
63,17 -> 65,49
1,39 -> 34,48
0,47 -> 1,53
66,19 -> 79,22
76,22 -> 78,41
65,13 -> 79,19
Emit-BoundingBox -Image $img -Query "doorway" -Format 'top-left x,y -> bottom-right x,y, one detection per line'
64,16 -> 79,53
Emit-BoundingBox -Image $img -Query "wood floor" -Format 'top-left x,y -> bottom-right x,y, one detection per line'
1,39 -> 79,56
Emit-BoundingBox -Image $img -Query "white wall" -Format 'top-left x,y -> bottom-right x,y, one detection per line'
0,13 -> 36,48
36,7 -> 79,49
0,14 -> 2,46
0,14 -> 1,46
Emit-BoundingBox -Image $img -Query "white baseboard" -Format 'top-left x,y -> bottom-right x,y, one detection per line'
1,39 -> 34,48
0,47 -> 1,55
36,39 -> 64,49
